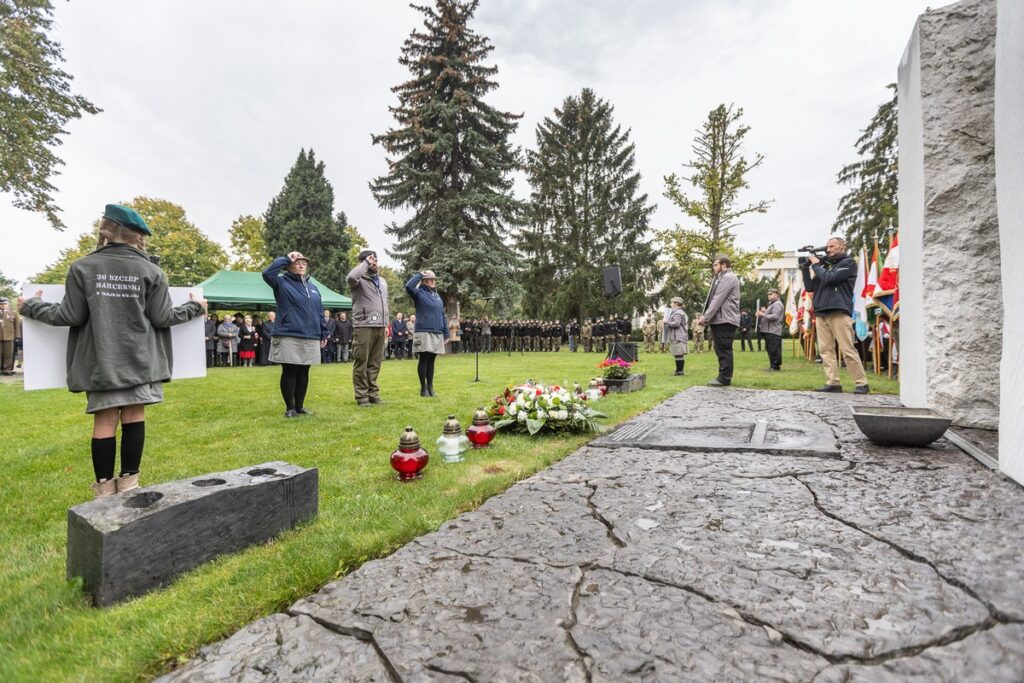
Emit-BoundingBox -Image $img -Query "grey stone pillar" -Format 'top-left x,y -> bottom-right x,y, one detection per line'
898,0 -> 1001,430
996,0 -> 1024,484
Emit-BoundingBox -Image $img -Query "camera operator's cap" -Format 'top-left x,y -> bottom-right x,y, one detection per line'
670,296 -> 684,305
358,249 -> 377,262
104,204 -> 151,235
421,270 -> 437,280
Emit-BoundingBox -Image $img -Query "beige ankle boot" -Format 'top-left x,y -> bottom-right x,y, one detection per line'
91,478 -> 117,498
115,473 -> 139,493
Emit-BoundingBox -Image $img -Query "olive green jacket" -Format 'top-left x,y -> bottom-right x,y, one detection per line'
20,243 -> 203,392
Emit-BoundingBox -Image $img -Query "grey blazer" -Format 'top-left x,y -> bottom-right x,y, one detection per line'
665,308 -> 689,343
703,271 -> 740,327
761,299 -> 784,336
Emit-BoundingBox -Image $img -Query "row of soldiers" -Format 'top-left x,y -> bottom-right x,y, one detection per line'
578,317 -> 634,352
459,319 -> 569,353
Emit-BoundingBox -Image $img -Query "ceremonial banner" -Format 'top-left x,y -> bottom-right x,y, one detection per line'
21,285 -> 206,391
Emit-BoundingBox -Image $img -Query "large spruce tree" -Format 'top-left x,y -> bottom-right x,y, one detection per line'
520,88 -> 658,321
370,0 -> 522,314
833,84 -> 898,254
263,149 -> 352,294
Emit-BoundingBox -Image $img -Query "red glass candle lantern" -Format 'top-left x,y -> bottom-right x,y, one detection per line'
596,378 -> 608,396
466,407 -> 496,448
390,426 -> 429,481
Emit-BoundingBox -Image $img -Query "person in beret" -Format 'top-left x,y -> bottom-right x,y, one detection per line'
665,297 -> 689,376
19,204 -> 204,498
405,269 -> 448,397
262,252 -> 331,417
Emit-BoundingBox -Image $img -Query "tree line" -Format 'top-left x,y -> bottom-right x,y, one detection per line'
1,0 -> 897,319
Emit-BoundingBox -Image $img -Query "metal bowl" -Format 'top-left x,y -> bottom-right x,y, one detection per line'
850,406 -> 951,447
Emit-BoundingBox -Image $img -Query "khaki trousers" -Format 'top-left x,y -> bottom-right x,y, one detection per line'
352,327 -> 386,402
815,312 -> 868,387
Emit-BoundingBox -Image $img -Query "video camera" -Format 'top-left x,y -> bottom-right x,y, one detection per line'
797,245 -> 827,268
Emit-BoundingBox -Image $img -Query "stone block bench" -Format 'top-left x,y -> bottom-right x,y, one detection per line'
67,461 -> 317,607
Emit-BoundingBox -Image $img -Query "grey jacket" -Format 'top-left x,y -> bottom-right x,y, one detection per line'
20,243 -> 203,392
346,259 -> 389,328
217,321 -> 239,352
703,270 -> 740,327
761,299 -> 784,336
665,308 -> 689,343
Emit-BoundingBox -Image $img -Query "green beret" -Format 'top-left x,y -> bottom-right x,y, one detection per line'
104,204 -> 151,235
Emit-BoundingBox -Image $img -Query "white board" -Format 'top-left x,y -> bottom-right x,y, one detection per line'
21,285 -> 206,391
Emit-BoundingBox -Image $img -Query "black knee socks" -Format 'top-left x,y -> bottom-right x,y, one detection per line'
120,421 -> 145,475
675,358 -> 685,373
91,437 -> 116,482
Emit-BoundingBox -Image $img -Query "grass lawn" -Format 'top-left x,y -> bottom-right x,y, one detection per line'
0,344 -> 898,681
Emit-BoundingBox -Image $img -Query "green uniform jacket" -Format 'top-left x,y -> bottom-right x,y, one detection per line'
20,243 -> 203,393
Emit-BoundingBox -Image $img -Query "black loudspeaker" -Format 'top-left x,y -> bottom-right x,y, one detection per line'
603,266 -> 622,297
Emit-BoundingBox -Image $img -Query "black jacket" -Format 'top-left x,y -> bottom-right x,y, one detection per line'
801,253 -> 857,316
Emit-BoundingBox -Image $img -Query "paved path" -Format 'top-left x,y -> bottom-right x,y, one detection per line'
160,388 -> 1024,682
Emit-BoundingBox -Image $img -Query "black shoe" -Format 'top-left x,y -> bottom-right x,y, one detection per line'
764,367 -> 780,372
814,385 -> 842,393
296,408 -> 314,415
368,396 -> 385,404
427,385 -> 436,397
673,371 -> 684,376
706,379 -> 730,387
420,387 -> 430,397
284,409 -> 298,418
356,401 -> 371,408
853,385 -> 870,395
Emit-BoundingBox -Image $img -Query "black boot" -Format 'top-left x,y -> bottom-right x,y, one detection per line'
427,382 -> 436,398
674,359 -> 684,376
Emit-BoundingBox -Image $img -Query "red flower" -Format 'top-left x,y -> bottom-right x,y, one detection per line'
497,406 -> 506,415
536,388 -> 542,396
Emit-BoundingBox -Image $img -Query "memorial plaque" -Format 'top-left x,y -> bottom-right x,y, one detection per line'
592,417 -> 839,457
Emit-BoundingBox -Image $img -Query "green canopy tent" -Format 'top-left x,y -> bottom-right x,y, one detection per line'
195,270 -> 352,311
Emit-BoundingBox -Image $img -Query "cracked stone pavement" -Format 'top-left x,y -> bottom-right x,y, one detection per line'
158,388 -> 1024,682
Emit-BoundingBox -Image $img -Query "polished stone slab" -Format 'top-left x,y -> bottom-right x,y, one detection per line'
68,461 -> 317,606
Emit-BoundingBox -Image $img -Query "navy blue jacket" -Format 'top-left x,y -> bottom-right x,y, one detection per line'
262,256 -> 330,340
405,273 -> 449,338
801,253 -> 857,316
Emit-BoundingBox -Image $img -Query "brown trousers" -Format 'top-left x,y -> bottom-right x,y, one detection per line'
352,327 -> 386,402
815,312 -> 868,387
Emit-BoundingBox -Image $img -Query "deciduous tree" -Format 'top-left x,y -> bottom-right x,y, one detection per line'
0,0 -> 100,229
659,104 -> 778,314
227,215 -> 266,270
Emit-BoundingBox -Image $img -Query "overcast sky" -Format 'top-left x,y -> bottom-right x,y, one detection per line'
1,0 -> 936,285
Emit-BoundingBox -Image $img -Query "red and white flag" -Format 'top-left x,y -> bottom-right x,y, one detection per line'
877,232 -> 899,292
862,242 -> 880,299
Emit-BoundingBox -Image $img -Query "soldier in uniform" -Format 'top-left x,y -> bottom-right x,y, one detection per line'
642,314 -> 657,353
690,316 -> 705,353
581,318 -> 593,352
0,297 -> 22,375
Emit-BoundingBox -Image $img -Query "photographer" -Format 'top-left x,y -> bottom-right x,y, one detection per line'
800,237 -> 869,394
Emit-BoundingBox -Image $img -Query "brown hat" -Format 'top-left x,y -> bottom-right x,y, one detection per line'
421,270 -> 437,280
670,296 -> 683,305
293,252 -> 309,263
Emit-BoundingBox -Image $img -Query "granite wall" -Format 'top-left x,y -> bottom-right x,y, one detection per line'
898,0 -> 1002,430
995,0 -> 1024,484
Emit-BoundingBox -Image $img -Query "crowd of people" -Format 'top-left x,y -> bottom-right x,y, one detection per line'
13,202 -> 872,500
